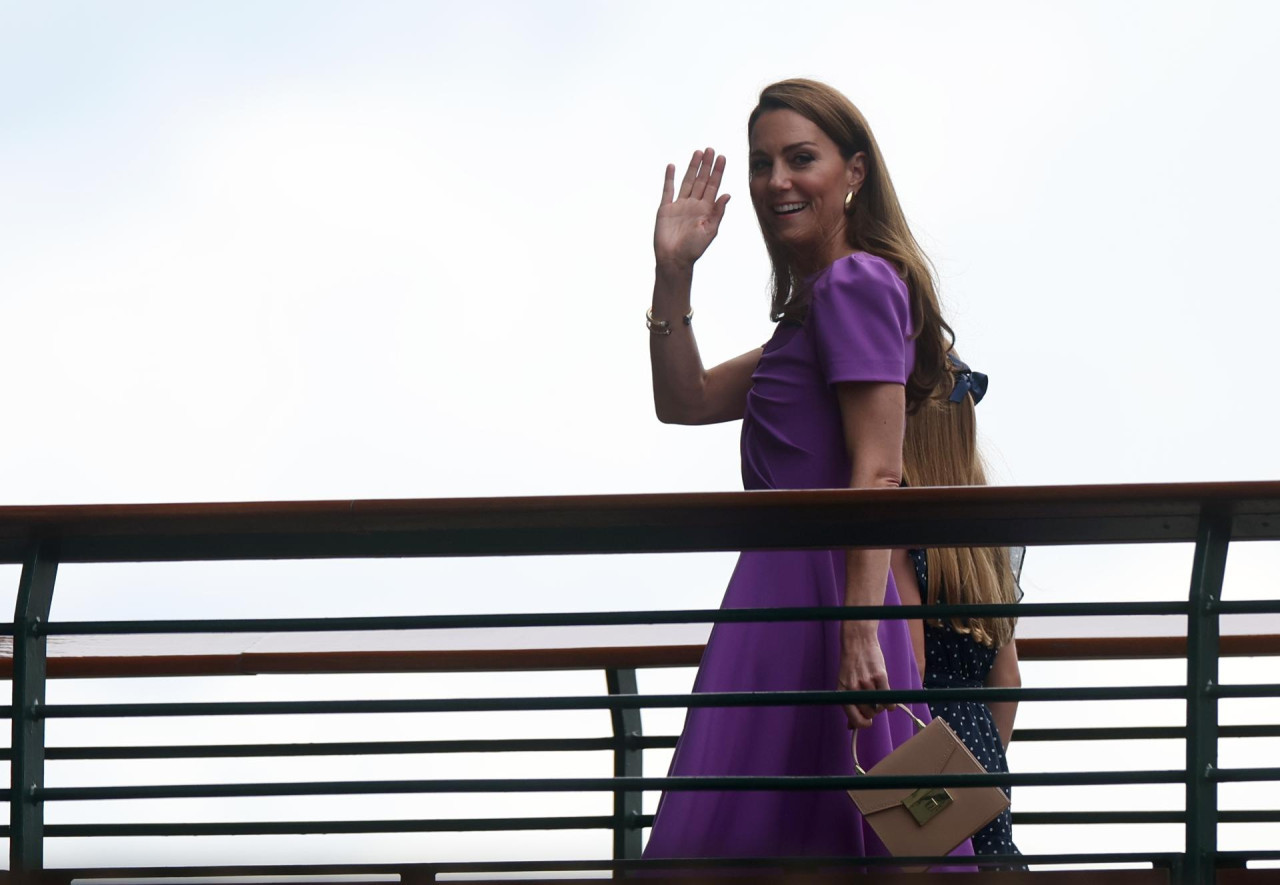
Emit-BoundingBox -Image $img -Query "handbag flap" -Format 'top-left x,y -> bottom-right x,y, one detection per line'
847,718 -> 974,815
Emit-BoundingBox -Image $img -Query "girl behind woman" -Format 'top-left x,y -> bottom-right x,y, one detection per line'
898,357 -> 1023,859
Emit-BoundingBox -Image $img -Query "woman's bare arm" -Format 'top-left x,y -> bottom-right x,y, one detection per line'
834,381 -> 906,729
986,639 -> 1021,747
650,298 -> 760,424
649,149 -> 760,424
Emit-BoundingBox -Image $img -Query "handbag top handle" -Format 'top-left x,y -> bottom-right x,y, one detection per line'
852,704 -> 929,775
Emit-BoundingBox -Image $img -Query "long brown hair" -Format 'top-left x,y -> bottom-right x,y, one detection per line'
902,365 -> 1019,647
747,78 -> 953,409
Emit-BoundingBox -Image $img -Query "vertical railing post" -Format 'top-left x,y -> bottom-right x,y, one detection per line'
11,540 -> 59,879
606,667 -> 643,870
1184,509 -> 1228,884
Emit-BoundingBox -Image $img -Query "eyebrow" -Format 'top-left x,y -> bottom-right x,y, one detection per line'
750,141 -> 820,156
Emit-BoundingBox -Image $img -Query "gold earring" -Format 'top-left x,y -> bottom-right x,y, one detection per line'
844,189 -> 855,212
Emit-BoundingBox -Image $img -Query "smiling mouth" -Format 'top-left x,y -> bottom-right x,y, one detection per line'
773,202 -> 808,216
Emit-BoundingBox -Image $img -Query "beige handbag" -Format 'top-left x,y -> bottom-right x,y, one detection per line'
847,705 -> 1009,869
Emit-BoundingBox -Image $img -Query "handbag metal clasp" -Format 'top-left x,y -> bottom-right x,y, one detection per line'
902,786 -> 953,826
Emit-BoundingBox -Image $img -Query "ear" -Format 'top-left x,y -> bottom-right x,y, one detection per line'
846,151 -> 867,194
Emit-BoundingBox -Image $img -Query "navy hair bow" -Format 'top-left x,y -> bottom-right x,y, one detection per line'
947,353 -> 988,406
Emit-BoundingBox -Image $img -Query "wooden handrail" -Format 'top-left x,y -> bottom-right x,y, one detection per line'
0,632 -> 1270,679
0,481 -> 1279,562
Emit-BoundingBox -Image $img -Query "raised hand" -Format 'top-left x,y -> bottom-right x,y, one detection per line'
654,148 -> 730,270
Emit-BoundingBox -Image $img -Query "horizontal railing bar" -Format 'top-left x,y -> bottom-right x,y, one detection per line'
42,851 -> 1188,877
646,808 -> 1274,826
1013,724 -> 1280,742
1213,683 -> 1280,698
636,736 -> 680,749
3,633 -> 1272,683
1009,811 -> 1280,827
1013,726 -> 1186,741
46,737 -> 620,760
1219,810 -> 1280,822
1021,633 -> 1280,661
2,481 -> 1279,564
45,815 -> 615,837
1013,810 -> 1184,824
41,863 -> 438,879
39,600 -> 1191,636
378,851 -> 1187,872
1216,600 -> 1280,614
1218,850 -> 1280,862
38,723 -> 1280,762
1220,724 -> 1280,738
35,769 -> 1189,801
1214,767 -> 1280,782
20,644 -> 718,679
37,685 -> 1189,718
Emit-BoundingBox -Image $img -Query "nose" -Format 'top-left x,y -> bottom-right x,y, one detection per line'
768,166 -> 791,192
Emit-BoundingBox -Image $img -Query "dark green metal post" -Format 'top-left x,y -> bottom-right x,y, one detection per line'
12,541 -> 58,878
606,667 -> 643,868
1184,509 -> 1228,884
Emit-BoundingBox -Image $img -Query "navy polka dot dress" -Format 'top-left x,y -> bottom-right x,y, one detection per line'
908,548 -> 1023,863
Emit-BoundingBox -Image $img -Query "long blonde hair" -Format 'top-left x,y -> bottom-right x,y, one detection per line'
902,364 -> 1019,647
747,78 -> 952,410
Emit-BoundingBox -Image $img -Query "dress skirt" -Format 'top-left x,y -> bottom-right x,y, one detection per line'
643,549 -> 972,862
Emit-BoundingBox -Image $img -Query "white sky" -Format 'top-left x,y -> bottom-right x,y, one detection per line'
2,0 -> 1278,872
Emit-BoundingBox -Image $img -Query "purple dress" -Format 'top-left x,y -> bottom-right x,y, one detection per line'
643,253 -> 975,863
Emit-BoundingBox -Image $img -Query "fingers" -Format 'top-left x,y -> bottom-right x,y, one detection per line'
691,147 -> 715,200
867,673 -> 890,721
675,148 -> 723,202
840,679 -> 878,729
711,193 -> 730,222
677,150 -> 700,199
845,703 -> 875,730
705,153 -> 727,200
661,163 -> 675,204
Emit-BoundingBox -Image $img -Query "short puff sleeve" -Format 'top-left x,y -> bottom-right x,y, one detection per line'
809,254 -> 913,386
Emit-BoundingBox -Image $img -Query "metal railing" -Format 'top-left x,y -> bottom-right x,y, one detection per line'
2,481 -> 1279,883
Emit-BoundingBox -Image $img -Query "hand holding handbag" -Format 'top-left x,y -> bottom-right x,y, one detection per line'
846,705 -> 1009,869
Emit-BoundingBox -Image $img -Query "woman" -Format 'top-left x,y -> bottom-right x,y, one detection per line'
643,78 -> 973,861
898,357 -> 1024,860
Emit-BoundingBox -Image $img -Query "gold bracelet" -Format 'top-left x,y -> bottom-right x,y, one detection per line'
646,307 -> 694,336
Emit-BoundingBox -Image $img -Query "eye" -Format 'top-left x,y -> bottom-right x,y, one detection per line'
749,157 -> 770,174
791,152 -> 815,167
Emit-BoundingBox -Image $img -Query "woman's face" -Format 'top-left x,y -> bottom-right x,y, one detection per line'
748,108 -> 863,265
